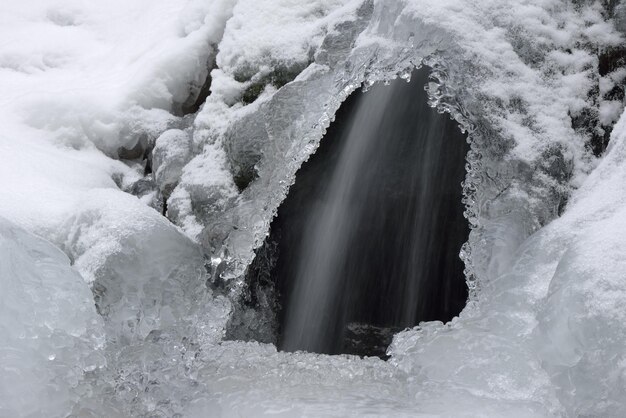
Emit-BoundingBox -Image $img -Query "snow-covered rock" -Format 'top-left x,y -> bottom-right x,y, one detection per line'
153,129 -> 194,198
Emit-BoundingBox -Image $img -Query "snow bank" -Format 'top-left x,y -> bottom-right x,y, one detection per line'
0,0 -> 236,238
0,1 -> 234,415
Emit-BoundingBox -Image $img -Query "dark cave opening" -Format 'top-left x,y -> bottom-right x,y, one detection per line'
236,67 -> 469,358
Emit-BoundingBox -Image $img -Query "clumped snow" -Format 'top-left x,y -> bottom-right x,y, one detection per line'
1,0 -> 626,416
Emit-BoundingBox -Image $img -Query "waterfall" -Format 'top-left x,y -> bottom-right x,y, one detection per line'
277,68 -> 468,355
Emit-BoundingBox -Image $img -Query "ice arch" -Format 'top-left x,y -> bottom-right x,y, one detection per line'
230,68 -> 469,357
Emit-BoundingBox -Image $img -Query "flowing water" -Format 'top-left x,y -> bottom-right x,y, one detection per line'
272,68 -> 468,356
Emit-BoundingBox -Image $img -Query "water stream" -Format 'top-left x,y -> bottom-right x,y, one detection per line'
271,67 -> 468,356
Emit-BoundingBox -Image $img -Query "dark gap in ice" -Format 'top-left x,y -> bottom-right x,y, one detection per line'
117,140 -> 145,160
237,61 -> 312,105
587,46 -> 626,156
236,67 -> 469,358
176,51 -> 217,116
143,147 -> 153,176
161,196 -> 168,216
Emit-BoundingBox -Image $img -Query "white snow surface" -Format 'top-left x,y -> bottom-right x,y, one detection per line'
1,0 -> 626,416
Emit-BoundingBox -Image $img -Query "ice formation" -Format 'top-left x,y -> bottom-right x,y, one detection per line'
1,0 -> 626,416
0,218 -> 105,417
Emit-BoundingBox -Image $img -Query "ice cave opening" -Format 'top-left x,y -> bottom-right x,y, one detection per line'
236,68 -> 470,358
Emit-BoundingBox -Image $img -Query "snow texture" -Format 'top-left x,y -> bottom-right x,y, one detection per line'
1,0 -> 626,416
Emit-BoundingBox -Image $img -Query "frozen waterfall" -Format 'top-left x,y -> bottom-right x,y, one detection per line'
3,0 -> 626,415
274,68 -> 468,356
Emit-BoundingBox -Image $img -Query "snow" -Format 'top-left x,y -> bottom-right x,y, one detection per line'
385,106 -> 626,417
218,0 -> 358,73
599,99 -> 624,125
0,0 -> 234,235
153,129 -> 194,197
0,1 -> 233,415
531,111 -> 626,416
1,0 -> 626,416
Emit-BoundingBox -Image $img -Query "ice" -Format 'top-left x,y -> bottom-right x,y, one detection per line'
0,1 -> 235,414
153,129 -> 194,200
54,189 -> 232,416
0,217 -> 104,417
532,111 -> 626,417
175,0 -> 625,414
1,0 -> 626,416
386,107 -> 626,417
58,189 -> 227,343
181,341 -> 413,417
